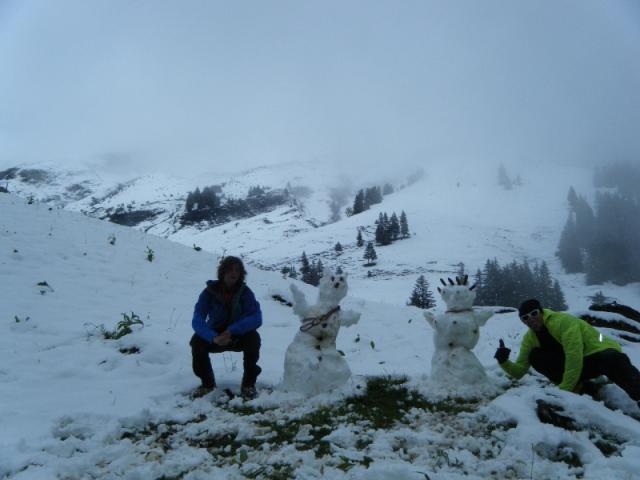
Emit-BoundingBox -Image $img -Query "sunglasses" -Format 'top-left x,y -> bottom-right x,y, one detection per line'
520,309 -> 540,322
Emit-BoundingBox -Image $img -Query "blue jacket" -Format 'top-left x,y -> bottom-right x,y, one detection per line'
192,280 -> 262,342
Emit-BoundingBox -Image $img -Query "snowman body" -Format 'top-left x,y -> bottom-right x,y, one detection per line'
282,269 -> 360,396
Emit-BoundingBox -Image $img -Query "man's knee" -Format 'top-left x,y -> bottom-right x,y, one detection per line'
241,330 -> 261,352
190,334 -> 210,354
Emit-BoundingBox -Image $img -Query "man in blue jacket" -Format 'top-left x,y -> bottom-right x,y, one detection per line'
190,256 -> 262,399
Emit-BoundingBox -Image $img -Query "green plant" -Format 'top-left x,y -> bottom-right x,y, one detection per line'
101,312 -> 144,340
145,246 -> 154,262
108,234 -> 116,245
193,244 -> 202,251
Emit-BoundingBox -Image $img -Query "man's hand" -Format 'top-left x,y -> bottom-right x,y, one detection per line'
494,338 -> 511,364
213,330 -> 232,346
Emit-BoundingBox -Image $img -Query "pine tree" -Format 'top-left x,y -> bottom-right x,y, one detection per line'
288,266 -> 298,279
281,265 -> 291,277
300,252 -> 312,284
356,229 -> 364,247
557,214 -> 582,273
313,259 -> 324,286
408,275 -> 436,309
383,183 -> 394,195
364,242 -> 377,266
381,213 -> 392,245
400,211 -> 409,238
551,280 -> 568,310
192,187 -> 202,210
375,213 -> 386,244
334,242 -> 343,254
353,190 -> 366,214
186,191 -> 195,212
389,213 -> 400,241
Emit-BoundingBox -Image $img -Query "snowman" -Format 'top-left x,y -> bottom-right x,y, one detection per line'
282,268 -> 361,396
423,275 -> 513,389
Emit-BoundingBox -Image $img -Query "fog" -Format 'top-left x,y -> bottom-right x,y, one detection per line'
0,0 -> 639,176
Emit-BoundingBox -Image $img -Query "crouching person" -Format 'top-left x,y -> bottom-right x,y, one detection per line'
190,256 -> 262,399
495,298 -> 640,407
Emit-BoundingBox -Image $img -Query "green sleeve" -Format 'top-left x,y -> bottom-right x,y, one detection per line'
500,333 -> 535,379
558,321 -> 584,392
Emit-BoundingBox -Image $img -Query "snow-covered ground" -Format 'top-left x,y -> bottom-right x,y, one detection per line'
2,191 -> 640,479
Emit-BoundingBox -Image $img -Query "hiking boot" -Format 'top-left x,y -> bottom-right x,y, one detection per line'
192,384 -> 215,398
581,377 -> 610,398
241,385 -> 258,400
241,365 -> 262,389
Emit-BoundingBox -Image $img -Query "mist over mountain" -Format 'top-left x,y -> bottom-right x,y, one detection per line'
1,0 -> 639,175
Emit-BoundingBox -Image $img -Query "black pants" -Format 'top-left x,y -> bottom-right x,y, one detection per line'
529,347 -> 640,401
190,331 -> 261,388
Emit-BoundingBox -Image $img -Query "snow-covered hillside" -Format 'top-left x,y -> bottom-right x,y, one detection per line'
2,192 -> 640,479
4,159 -> 629,313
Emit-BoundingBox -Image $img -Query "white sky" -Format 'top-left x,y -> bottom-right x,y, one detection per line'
0,0 -> 639,175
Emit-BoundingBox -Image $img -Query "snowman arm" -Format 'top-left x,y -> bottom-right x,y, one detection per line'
423,310 -> 437,328
472,310 -> 493,326
339,309 -> 360,327
290,284 -> 310,318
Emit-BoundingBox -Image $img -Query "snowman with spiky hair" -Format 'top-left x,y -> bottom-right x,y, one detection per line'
282,268 -> 360,396
424,275 -> 514,389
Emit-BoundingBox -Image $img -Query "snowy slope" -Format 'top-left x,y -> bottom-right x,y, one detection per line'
4,158 -> 628,315
2,192 -> 640,479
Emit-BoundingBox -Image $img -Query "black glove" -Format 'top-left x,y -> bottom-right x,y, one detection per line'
494,339 -> 510,364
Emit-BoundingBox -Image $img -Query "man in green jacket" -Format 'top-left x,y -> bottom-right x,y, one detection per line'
495,299 -> 640,406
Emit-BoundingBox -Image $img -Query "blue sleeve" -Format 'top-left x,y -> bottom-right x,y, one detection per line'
227,288 -> 263,335
192,290 -> 218,342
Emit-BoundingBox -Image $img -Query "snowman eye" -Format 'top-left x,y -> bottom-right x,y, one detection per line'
331,276 -> 335,282
340,277 -> 344,281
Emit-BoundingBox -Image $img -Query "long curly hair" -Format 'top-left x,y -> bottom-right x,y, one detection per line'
217,255 -> 247,284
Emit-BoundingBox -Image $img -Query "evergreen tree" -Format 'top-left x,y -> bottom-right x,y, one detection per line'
334,242 -> 343,254
408,275 -> 436,309
364,242 -> 377,266
557,214 -> 582,273
383,183 -> 394,195
456,262 -> 465,278
474,258 -> 568,310
192,187 -> 202,209
281,265 -> 290,277
353,190 -> 366,215
288,266 -> 298,279
400,211 -> 409,238
585,192 -> 640,286
473,269 -> 484,304
375,213 -> 386,244
389,213 -> 400,241
551,280 -> 568,310
300,252 -> 312,284
381,213 -> 392,245
186,191 -> 195,212
356,229 -> 364,247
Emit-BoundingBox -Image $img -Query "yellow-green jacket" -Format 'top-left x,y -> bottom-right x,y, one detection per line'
500,309 -> 621,392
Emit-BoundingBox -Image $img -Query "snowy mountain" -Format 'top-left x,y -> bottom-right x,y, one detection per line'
2,191 -> 640,479
2,159 -> 635,311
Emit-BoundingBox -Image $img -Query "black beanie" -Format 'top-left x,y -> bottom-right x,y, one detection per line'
518,299 -> 542,317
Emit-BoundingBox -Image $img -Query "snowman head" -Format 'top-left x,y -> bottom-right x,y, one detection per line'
318,268 -> 348,305
438,276 -> 476,312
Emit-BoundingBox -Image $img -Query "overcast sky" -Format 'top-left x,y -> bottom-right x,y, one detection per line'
0,0 -> 639,175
